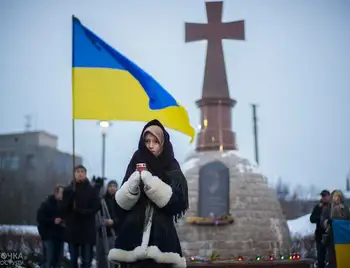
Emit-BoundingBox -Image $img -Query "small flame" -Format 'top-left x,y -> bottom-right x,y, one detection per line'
203,119 -> 208,127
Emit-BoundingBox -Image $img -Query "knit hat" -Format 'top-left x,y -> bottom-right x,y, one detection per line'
320,190 -> 330,196
107,180 -> 118,187
74,164 -> 86,172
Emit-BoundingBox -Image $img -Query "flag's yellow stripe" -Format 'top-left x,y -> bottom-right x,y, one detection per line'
73,67 -> 194,139
335,244 -> 350,268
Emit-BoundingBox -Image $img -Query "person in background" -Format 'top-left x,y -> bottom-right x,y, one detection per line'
103,180 -> 119,240
321,190 -> 350,268
60,165 -> 101,268
309,189 -> 330,268
95,179 -> 119,268
37,185 -> 65,268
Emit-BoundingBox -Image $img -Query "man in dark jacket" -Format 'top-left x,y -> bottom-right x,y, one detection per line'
37,185 -> 65,268
60,165 -> 101,268
310,189 -> 330,268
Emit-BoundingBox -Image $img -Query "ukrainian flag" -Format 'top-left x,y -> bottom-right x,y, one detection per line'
332,219 -> 350,268
72,16 -> 194,141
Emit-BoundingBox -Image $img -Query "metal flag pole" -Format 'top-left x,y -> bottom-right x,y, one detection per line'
72,15 -> 77,207
102,131 -> 106,177
98,121 -> 111,178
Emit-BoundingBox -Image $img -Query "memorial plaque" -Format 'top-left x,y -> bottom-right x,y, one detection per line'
198,161 -> 230,217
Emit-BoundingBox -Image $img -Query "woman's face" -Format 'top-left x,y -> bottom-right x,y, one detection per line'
144,132 -> 162,156
333,195 -> 341,204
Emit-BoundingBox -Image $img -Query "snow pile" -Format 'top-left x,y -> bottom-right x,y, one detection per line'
181,157 -> 199,174
181,150 -> 264,175
221,151 -> 260,173
0,225 -> 38,235
0,225 -> 98,264
287,213 -> 314,237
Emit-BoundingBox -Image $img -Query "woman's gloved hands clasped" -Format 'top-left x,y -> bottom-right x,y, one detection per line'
128,171 -> 141,195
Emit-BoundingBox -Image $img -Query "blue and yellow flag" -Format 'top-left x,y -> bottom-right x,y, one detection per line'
332,219 -> 350,268
72,17 -> 194,141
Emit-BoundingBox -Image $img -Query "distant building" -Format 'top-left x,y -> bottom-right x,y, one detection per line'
0,131 -> 83,224
0,131 -> 82,180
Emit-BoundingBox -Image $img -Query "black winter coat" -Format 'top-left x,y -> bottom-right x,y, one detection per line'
108,120 -> 188,268
310,202 -> 328,242
60,179 -> 100,245
37,195 -> 64,241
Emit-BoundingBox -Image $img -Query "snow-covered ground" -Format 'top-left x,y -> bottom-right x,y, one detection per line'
287,213 -> 314,237
0,225 -> 98,265
0,225 -> 38,235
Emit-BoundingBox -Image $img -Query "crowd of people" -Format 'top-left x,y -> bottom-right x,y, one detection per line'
310,189 -> 350,268
36,119 -> 189,268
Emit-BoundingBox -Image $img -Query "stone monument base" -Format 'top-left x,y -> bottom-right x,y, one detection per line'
177,150 -> 291,259
188,260 -> 313,268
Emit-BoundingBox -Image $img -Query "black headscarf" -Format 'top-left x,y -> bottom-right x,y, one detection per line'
121,119 -> 188,221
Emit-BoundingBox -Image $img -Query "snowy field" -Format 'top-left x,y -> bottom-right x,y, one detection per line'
288,213 -> 314,237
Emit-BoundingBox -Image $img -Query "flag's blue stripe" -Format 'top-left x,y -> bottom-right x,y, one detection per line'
72,18 -> 178,110
333,220 -> 350,245
73,19 -> 125,70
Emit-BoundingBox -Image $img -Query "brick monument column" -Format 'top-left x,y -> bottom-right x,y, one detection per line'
185,1 -> 244,151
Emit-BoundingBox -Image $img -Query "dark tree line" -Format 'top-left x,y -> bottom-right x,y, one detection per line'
275,177 -> 320,220
275,177 -> 290,200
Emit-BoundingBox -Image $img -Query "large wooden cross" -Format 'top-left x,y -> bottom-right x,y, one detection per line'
185,1 -> 245,99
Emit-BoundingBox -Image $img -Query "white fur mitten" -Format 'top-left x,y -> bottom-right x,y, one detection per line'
141,170 -> 173,208
115,171 -> 141,210
140,170 -> 153,186
128,171 -> 141,194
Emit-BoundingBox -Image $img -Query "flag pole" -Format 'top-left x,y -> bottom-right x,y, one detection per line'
72,15 -> 76,200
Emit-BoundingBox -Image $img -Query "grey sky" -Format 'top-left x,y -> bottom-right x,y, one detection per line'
1,0 -> 349,191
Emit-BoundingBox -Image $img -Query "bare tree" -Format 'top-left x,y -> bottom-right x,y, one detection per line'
275,177 -> 290,200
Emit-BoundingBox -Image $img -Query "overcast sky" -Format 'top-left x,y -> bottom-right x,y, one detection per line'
1,0 -> 349,192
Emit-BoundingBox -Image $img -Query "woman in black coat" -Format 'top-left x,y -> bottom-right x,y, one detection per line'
108,119 -> 189,268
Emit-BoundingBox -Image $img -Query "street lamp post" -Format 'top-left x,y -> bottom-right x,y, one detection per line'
98,121 -> 111,178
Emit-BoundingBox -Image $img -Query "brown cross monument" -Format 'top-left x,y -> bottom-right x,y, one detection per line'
185,1 -> 245,151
